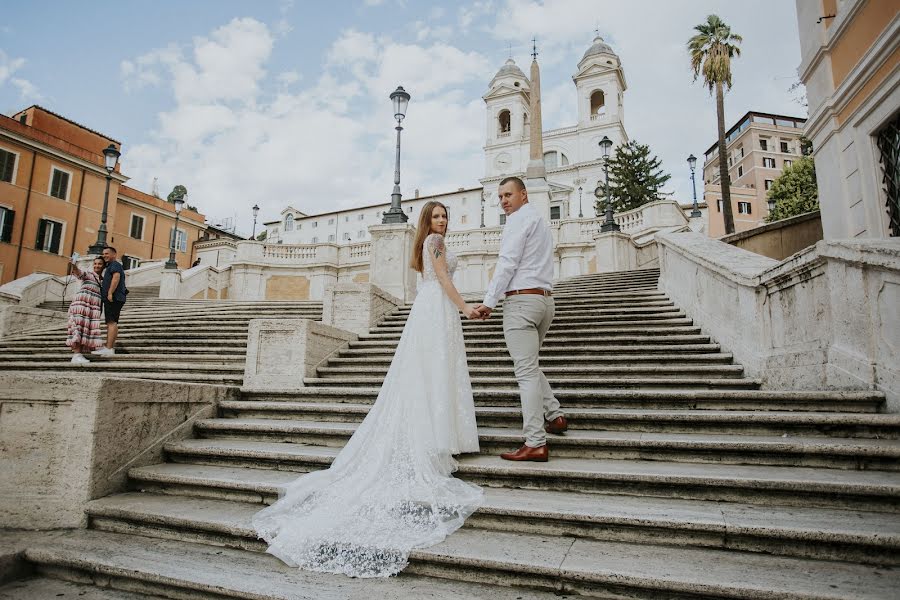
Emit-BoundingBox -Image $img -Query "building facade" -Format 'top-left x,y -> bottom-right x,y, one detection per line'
264,36 -> 634,242
702,111 -> 808,238
0,106 -> 206,283
795,0 -> 899,239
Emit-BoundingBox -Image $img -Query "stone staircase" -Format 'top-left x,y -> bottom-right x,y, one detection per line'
11,269 -> 900,599
0,288 -> 323,385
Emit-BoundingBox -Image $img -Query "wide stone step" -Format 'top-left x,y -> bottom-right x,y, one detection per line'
349,334 -> 715,349
240,388 -> 886,412
219,402 -> 900,438
378,316 -> 694,332
0,360 -> 244,373
84,490 -> 900,566
340,343 -> 726,357
133,451 -> 900,511
0,368 -> 243,385
192,419 -> 900,470
361,325 -> 704,341
315,364 -> 744,380
325,352 -> 736,367
302,375 -> 759,390
0,352 -> 245,363
20,530 -> 561,600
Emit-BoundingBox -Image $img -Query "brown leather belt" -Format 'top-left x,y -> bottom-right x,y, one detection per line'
505,288 -> 552,297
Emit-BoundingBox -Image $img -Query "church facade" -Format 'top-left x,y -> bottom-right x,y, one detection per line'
265,36 -> 630,244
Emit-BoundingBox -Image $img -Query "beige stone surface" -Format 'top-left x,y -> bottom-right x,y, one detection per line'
242,319 -> 356,392
0,306 -> 67,339
265,274 -> 310,301
0,375 -> 231,529
322,282 -> 402,337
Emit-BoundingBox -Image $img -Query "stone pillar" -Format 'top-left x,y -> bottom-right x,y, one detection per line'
159,269 -> 181,299
369,223 -> 417,302
322,282 -> 403,336
594,230 -> 637,273
243,319 -> 357,391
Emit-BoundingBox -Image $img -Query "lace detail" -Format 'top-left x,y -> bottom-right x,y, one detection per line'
421,233 -> 458,288
253,232 -> 481,578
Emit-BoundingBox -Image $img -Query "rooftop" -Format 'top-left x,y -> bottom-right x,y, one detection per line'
13,105 -> 121,145
704,110 -> 807,156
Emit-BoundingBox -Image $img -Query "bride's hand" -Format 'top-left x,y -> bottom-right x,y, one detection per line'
462,304 -> 482,320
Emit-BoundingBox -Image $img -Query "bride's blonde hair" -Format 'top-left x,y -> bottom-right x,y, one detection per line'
410,201 -> 449,273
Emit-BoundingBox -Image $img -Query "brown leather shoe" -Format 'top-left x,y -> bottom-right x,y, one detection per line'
544,415 -> 569,435
500,444 -> 549,462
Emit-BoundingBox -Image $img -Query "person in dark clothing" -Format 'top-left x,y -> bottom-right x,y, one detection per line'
93,246 -> 127,356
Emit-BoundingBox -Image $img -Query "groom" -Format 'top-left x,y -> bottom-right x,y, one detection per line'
474,177 -> 567,462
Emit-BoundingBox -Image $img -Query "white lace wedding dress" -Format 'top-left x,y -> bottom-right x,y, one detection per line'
252,233 -> 482,578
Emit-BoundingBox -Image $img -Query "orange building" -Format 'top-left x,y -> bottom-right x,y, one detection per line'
795,0 -> 899,239
0,106 -> 205,283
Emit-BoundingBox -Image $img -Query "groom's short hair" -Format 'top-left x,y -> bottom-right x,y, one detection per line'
499,176 -> 526,192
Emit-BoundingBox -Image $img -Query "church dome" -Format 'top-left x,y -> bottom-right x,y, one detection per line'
581,36 -> 618,61
494,58 -> 526,80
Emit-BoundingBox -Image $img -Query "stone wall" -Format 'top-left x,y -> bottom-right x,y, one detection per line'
658,232 -> 900,411
721,211 -> 824,261
0,306 -> 68,339
0,375 -> 232,529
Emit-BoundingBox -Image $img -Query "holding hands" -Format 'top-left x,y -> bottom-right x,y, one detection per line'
463,303 -> 492,320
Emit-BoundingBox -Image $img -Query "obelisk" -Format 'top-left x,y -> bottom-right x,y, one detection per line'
524,38 -> 551,220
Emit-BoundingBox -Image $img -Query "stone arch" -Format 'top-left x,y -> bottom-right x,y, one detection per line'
498,109 -> 511,134
590,90 -> 606,117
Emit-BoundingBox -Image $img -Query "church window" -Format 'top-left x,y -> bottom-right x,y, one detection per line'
498,110 -> 511,135
284,214 -> 294,231
543,151 -> 570,170
590,90 -> 606,118
550,206 -> 561,220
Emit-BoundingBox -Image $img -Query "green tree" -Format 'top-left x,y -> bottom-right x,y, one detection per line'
255,230 -> 268,241
765,156 -> 819,222
688,14 -> 743,234
593,140 -> 671,214
167,185 -> 188,203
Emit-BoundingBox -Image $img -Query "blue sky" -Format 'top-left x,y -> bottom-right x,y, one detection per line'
1,0 -> 805,235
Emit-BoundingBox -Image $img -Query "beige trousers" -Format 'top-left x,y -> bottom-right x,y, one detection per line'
502,294 -> 564,448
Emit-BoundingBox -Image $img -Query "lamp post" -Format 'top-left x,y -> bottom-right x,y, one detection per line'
382,85 -> 411,224
577,186 -> 584,218
251,204 -> 260,239
687,153 -> 702,218
165,194 -> 185,270
88,144 -> 121,254
598,136 -> 619,232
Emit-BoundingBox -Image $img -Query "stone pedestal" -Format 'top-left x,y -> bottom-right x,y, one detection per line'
322,282 -> 403,336
594,230 -> 637,273
525,176 -> 551,222
159,269 -> 181,299
368,223 -> 417,302
243,319 -> 356,391
0,375 -> 227,529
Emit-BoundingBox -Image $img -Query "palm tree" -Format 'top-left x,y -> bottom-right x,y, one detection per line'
689,14 -> 742,235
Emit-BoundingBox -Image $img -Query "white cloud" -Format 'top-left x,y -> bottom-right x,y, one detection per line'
122,19 -> 491,231
0,49 -> 43,105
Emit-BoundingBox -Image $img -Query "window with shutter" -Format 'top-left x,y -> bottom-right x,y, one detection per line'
130,215 -> 145,239
36,219 -> 63,253
0,149 -> 16,183
0,207 -> 13,243
49,168 -> 70,200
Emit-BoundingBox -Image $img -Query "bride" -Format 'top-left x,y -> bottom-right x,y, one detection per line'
253,201 -> 485,578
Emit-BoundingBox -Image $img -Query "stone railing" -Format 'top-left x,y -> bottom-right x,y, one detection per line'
194,239 -> 237,269
161,264 -> 232,300
263,244 -> 320,261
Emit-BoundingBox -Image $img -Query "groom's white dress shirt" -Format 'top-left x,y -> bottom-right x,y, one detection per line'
483,202 -> 554,309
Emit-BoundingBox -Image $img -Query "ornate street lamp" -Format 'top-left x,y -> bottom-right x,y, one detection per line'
598,136 -> 619,232
88,144 -> 121,254
165,194 -> 185,269
578,186 -> 584,218
687,153 -> 702,218
382,85 -> 411,224
252,204 -> 260,239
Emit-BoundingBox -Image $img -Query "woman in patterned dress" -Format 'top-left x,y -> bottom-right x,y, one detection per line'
66,257 -> 105,364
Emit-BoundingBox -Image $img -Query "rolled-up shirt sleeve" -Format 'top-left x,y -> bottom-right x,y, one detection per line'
484,215 -> 531,309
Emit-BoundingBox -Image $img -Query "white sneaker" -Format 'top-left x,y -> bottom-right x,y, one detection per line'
71,354 -> 90,364
92,347 -> 115,356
